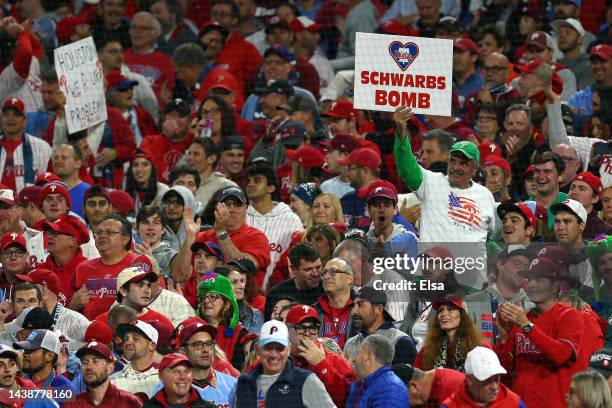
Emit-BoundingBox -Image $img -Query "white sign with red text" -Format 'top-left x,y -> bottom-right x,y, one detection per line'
353,32 -> 453,116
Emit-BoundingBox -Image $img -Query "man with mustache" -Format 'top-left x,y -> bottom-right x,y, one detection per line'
394,106 -> 496,243
64,341 -> 142,407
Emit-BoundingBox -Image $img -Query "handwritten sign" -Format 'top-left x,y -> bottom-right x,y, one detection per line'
54,37 -> 107,133
354,32 -> 453,116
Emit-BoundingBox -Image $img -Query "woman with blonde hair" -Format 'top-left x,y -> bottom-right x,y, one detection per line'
414,295 -> 488,372
309,192 -> 346,227
567,370 -> 612,408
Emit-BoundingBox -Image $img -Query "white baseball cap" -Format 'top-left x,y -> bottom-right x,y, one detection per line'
117,320 -> 159,344
117,266 -> 158,289
550,198 -> 587,224
552,18 -> 585,37
465,347 -> 507,381
259,320 -> 289,348
13,329 -> 61,355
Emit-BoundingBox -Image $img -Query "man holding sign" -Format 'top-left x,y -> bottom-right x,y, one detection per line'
393,107 -> 496,243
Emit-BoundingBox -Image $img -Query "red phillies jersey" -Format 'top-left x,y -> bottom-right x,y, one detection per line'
140,133 -> 194,184
495,302 -> 584,408
72,252 -> 140,320
196,223 -> 271,288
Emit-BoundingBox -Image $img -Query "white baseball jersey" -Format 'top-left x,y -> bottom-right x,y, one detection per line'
247,202 -> 303,290
0,134 -> 52,193
0,57 -> 43,112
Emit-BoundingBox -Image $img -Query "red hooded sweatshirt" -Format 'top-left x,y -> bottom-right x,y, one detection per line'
441,381 -> 525,407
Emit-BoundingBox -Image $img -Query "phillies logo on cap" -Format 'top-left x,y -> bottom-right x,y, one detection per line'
10,233 -> 17,240
50,185 -> 57,192
10,98 -> 18,105
374,187 -> 383,193
302,305 -> 310,313
388,41 -> 419,71
269,325 -> 279,335
88,341 -> 98,347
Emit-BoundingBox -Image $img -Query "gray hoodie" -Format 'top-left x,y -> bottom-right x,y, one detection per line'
161,185 -> 200,251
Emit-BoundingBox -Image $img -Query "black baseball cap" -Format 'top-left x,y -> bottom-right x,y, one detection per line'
22,307 -> 53,330
356,286 -> 394,322
590,348 -> 611,379
164,99 -> 191,117
226,257 -> 257,276
218,136 -> 245,153
277,121 -> 308,148
255,80 -> 294,97
391,364 -> 415,384
218,186 -> 246,204
277,95 -> 318,116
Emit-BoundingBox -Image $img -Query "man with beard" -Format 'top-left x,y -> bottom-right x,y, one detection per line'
495,255 -> 584,407
160,186 -> 199,252
465,245 -> 534,345
345,287 -> 416,366
13,329 -> 77,397
265,242 -> 323,320
110,320 -> 159,398
553,19 -> 592,90
106,305 -> 138,367
94,267 -> 173,328
394,106 -> 496,243
176,319 -> 237,405
65,341 -> 142,407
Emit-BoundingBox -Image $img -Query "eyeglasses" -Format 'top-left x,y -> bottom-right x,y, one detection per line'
319,268 -> 351,278
46,230 -> 71,238
185,340 -> 215,350
94,229 -> 123,237
1,249 -> 27,258
481,65 -> 507,73
291,324 -> 320,335
202,293 -> 222,303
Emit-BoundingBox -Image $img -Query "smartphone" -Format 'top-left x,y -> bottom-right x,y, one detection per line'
594,142 -> 612,156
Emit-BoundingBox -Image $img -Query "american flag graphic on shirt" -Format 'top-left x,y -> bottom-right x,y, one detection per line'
448,192 -> 482,229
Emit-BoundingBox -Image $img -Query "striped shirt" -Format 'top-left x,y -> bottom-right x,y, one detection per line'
247,202 -> 303,290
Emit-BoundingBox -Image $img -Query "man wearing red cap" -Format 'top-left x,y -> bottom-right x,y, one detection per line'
148,353 -> 214,407
569,172 -> 612,239
495,256 -> 584,408
453,38 -> 484,98
496,202 -> 539,249
38,182 -> 74,226
176,319 -> 237,406
319,133 -> 360,199
0,97 -> 52,193
64,341 -> 142,408
15,268 -> 91,347
0,232 -> 30,293
0,185 -> 45,265
285,304 -> 356,407
482,156 -> 512,203
40,214 -> 90,300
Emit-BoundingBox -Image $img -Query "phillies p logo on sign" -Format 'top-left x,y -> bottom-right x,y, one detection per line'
388,41 -> 419,71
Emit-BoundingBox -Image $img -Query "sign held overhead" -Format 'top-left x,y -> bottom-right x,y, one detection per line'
353,32 -> 453,116
54,36 -> 108,134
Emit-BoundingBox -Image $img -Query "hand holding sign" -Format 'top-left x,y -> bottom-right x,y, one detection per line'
393,106 -> 415,138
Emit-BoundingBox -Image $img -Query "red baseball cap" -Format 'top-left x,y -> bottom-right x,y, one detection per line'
319,133 -> 361,153
55,15 -> 89,44
76,341 -> 114,361
285,304 -> 320,325
482,156 -> 511,174
40,182 -> 72,208
357,180 -> 397,200
321,100 -> 357,120
536,245 -> 571,273
108,190 -> 135,216
497,201 -> 537,227
175,319 -> 217,346
524,31 -> 553,50
432,294 -> 468,313
337,148 -> 381,170
0,232 -> 26,251
478,141 -> 502,160
207,69 -> 239,94
454,38 -> 479,54
2,98 -> 25,115
149,319 -> 174,350
42,214 -> 90,245
16,268 -> 62,299
524,165 -> 535,178
289,16 -> 321,33
159,353 -> 193,372
377,19 -> 414,36
572,171 -> 603,195
286,146 -> 325,169
106,70 -> 138,91
35,172 -> 62,185
132,148 -> 153,163
0,184 -> 16,206
84,320 -> 113,344
590,44 -> 612,61
18,186 -> 43,207
366,186 -> 398,204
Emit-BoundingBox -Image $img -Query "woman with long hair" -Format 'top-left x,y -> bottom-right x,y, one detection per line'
310,192 -> 346,227
124,149 -> 169,212
567,370 -> 612,408
195,96 -> 253,154
289,182 -> 320,228
415,295 -> 486,372
197,272 -> 249,370
217,259 -> 264,334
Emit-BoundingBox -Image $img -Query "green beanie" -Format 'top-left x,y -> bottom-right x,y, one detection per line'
197,272 -> 239,330
587,234 -> 611,301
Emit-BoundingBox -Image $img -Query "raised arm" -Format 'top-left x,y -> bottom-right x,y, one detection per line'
393,107 -> 424,191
